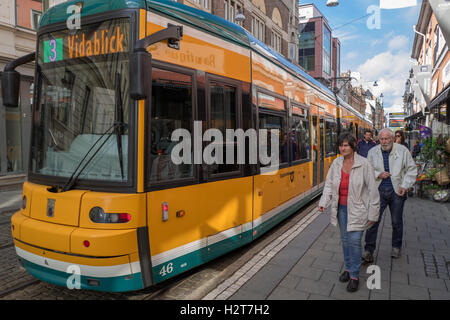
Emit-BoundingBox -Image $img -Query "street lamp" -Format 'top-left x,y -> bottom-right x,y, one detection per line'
326,0 -> 339,7
235,10 -> 245,24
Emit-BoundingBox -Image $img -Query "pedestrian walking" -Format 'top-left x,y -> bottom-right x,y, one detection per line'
394,130 -> 409,149
318,132 -> 380,292
356,129 -> 377,158
411,139 -> 421,159
363,128 -> 417,262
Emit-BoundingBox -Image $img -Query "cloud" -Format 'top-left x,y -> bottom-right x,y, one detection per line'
333,28 -> 360,43
355,49 -> 414,107
346,51 -> 359,60
388,35 -> 410,51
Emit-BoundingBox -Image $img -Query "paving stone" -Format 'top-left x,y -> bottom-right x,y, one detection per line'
295,278 -> 334,296
369,292 -> 390,300
277,274 -> 302,289
291,256 -> 316,269
389,271 -> 408,285
308,294 -> 336,300
319,270 -> 340,284
323,243 -> 342,253
408,275 -> 448,291
311,258 -> 343,272
237,263 -> 287,297
269,246 -> 308,269
304,248 -> 334,260
229,288 -> 266,300
428,289 -> 450,300
267,286 -> 309,300
330,283 -> 370,300
289,266 -> 324,281
390,283 -> 430,300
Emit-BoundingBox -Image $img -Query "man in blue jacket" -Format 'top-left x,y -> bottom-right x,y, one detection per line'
357,129 -> 377,158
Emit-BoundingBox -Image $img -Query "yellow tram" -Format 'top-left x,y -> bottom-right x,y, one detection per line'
3,0 -> 373,292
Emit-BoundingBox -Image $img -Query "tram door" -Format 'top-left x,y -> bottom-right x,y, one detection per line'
319,117 -> 325,183
312,115 -> 318,187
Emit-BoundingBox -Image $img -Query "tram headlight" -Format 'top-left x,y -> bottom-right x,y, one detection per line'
89,207 -> 131,223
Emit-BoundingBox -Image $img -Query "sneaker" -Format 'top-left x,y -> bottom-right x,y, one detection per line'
346,278 -> 359,292
339,271 -> 350,283
362,250 -> 374,263
391,247 -> 401,259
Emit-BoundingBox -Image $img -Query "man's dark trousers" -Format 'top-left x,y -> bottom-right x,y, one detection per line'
364,186 -> 406,254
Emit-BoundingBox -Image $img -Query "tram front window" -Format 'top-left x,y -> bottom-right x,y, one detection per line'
31,19 -> 131,183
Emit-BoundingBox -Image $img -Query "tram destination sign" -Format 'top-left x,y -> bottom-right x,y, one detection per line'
41,19 -> 129,63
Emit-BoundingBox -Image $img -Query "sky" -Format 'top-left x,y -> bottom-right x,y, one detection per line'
308,0 -> 422,113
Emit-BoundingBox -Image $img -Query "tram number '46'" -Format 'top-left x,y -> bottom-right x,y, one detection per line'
159,263 -> 174,277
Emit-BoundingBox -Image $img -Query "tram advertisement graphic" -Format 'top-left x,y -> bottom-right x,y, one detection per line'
42,19 -> 129,63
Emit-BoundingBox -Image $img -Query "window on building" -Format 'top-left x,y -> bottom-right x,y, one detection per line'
433,26 -> 444,66
271,31 -> 282,53
299,22 -> 315,71
31,10 -> 42,30
252,15 -> 265,42
323,25 -> 331,75
224,1 -> 244,25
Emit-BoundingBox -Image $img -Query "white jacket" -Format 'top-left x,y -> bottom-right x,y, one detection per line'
367,143 -> 417,195
319,153 -> 380,232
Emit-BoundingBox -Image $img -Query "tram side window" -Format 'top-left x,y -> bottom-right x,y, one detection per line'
209,82 -> 239,175
325,120 -> 337,155
259,113 -> 287,166
150,68 -> 193,183
291,115 -> 311,161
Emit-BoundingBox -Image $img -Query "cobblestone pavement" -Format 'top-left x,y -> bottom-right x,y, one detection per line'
0,189 -> 22,213
204,197 -> 450,300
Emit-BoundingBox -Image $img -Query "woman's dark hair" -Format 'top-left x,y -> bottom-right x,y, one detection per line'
395,130 -> 406,143
338,132 -> 357,151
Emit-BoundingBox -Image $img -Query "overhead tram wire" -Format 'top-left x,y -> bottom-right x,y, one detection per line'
331,13 -> 372,31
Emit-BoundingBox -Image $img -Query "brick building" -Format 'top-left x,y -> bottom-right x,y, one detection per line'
407,0 -> 449,134
298,3 -> 334,87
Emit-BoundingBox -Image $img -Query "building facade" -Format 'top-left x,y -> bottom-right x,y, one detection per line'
178,0 -> 299,63
298,3 -> 336,88
408,0 -> 449,135
0,0 -> 41,186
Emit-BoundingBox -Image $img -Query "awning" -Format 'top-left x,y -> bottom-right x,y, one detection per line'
405,110 -> 426,121
430,84 -> 450,110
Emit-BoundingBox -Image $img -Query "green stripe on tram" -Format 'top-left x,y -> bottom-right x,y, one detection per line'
152,188 -> 323,284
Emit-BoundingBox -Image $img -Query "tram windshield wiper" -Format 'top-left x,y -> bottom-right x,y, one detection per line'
115,71 -> 125,180
61,121 -> 126,192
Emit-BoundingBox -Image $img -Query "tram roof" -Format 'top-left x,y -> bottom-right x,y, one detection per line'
40,0 -> 367,120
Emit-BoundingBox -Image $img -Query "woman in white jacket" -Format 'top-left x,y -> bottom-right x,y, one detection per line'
318,132 -> 380,292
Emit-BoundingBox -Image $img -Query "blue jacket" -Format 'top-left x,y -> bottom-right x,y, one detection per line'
357,139 -> 377,158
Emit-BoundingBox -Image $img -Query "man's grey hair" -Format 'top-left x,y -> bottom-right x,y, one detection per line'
379,128 -> 395,138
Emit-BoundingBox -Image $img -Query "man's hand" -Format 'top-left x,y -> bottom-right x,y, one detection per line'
318,206 -> 325,213
378,172 -> 391,179
398,187 -> 407,197
367,220 -> 377,227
